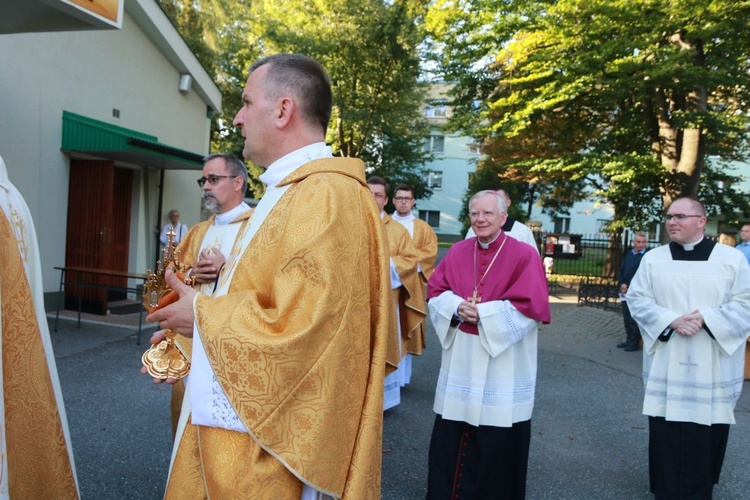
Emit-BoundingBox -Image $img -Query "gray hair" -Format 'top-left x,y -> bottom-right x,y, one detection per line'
203,153 -> 248,193
469,190 -> 508,213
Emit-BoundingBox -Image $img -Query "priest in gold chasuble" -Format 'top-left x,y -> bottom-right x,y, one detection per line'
0,155 -> 79,499
145,54 -> 389,500
166,153 -> 254,436
391,184 -> 438,358
367,176 -> 426,411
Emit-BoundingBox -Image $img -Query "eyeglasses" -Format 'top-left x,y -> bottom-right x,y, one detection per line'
393,197 -> 414,202
197,175 -> 235,187
664,214 -> 704,222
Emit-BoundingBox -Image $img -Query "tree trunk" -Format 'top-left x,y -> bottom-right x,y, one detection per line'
604,229 -> 623,280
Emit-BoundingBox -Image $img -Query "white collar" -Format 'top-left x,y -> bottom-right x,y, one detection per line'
478,231 -> 502,249
258,142 -> 332,188
392,212 -> 415,222
680,236 -> 704,251
215,202 -> 251,226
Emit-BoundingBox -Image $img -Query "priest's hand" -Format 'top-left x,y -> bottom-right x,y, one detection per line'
140,330 -> 180,385
193,247 -> 226,283
457,300 -> 479,324
146,269 -> 197,336
670,311 -> 703,336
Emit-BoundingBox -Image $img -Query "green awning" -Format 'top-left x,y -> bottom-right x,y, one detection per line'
61,111 -> 204,170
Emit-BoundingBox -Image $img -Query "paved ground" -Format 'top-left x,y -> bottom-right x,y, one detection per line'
48,296 -> 750,499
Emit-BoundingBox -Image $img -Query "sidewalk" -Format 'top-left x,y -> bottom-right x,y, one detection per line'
48,297 -> 750,499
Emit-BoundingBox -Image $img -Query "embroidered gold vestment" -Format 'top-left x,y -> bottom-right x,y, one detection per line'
0,179 -> 78,498
382,214 -> 427,359
166,157 -> 389,499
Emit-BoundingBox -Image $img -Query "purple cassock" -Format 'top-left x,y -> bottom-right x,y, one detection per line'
428,233 -> 550,332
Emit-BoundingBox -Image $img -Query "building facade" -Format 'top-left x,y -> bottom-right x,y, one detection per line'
415,84 -> 480,240
0,0 -> 221,310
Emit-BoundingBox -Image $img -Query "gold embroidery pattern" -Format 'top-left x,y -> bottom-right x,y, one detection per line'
187,163 -> 388,498
0,212 -> 77,499
164,423 -> 205,499
8,207 -> 28,266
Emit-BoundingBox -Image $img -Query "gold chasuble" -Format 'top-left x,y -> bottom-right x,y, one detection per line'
410,218 -> 437,355
382,214 -> 426,359
166,158 -> 389,499
0,159 -> 79,498
412,218 -> 438,285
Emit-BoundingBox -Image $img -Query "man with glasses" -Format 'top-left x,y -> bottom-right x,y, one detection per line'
145,54 -> 389,499
391,184 -> 437,358
628,196 -> 750,499
464,188 -> 539,253
164,153 -> 253,434
367,176 -> 425,410
426,190 -> 550,498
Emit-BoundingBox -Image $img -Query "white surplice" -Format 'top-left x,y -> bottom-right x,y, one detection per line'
428,291 -> 538,427
627,243 -> 750,425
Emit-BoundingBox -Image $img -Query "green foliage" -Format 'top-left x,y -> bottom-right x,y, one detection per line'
246,0 -> 433,196
427,0 -> 750,231
158,0 -> 434,199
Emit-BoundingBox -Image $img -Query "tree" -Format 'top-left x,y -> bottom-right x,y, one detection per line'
245,0 -> 434,198
427,0 -> 750,232
158,0 -> 434,200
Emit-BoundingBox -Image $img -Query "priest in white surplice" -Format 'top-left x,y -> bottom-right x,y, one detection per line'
627,197 -> 750,500
426,190 -> 550,499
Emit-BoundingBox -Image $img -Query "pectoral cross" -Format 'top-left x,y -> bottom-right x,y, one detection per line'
467,289 -> 482,304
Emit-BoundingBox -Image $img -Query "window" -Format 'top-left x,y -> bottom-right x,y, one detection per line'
553,216 -> 570,234
419,210 -> 440,228
424,102 -> 448,118
425,171 -> 443,190
422,135 -> 445,154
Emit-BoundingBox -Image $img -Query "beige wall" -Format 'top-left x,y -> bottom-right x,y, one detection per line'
0,9 -> 215,294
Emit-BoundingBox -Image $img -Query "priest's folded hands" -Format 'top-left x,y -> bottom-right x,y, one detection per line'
669,310 -> 704,336
192,246 -> 225,283
456,300 -> 479,324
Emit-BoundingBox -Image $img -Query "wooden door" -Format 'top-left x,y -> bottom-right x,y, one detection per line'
65,160 -> 132,314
